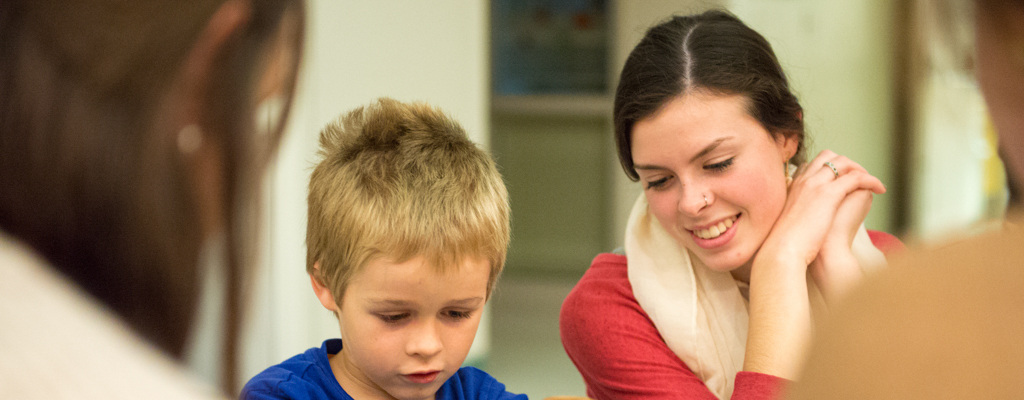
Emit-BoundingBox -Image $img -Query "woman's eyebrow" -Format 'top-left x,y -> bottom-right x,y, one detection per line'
689,137 -> 731,163
634,163 -> 667,171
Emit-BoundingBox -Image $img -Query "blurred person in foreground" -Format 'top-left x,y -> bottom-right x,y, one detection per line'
787,0 -> 1024,398
0,0 -> 304,398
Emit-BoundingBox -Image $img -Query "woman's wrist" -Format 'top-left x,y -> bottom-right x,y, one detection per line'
811,250 -> 861,301
753,238 -> 813,275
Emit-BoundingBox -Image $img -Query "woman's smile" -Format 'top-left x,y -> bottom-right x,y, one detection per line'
689,213 -> 741,249
689,213 -> 740,240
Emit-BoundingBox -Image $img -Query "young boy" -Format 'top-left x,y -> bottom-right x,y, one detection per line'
241,98 -> 526,400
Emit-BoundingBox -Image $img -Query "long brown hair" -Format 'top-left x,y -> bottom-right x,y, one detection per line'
0,0 -> 305,389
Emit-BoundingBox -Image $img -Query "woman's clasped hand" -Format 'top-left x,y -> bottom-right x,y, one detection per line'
767,150 -> 886,299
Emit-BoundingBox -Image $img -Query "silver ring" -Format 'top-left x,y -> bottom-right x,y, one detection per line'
824,161 -> 839,179
703,194 -> 709,207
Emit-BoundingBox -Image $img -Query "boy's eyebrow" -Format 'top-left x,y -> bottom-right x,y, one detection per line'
446,297 -> 485,307
367,297 -> 485,307
633,137 -> 733,171
368,299 -> 414,307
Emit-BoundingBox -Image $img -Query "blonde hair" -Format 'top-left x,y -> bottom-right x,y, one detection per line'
307,98 -> 510,305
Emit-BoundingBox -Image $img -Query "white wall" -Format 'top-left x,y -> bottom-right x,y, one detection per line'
240,0 -> 491,386
910,73 -> 989,240
905,0 -> 997,241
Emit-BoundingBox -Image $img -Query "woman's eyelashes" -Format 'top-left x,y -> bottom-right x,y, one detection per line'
644,158 -> 734,189
704,157 -> 734,172
645,176 -> 671,190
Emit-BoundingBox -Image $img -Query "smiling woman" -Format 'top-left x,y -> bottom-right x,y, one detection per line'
631,93 -> 796,280
559,10 -> 901,400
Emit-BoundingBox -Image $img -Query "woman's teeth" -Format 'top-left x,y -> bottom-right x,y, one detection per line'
694,216 -> 735,239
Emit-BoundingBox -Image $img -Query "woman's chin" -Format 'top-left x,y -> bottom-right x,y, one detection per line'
703,259 -> 743,273
693,251 -> 751,274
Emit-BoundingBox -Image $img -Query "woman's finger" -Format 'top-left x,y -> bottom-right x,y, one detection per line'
833,168 -> 886,194
793,152 -> 883,195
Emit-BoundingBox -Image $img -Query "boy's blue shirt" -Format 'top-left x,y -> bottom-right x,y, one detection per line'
241,339 -> 528,400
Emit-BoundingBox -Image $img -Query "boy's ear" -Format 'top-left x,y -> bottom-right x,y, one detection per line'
310,262 -> 339,312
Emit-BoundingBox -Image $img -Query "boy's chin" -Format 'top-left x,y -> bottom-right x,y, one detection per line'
386,382 -> 445,400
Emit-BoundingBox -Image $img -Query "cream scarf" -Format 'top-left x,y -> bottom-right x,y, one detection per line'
624,194 -> 886,399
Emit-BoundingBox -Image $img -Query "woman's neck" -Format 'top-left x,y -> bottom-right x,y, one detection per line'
730,261 -> 753,284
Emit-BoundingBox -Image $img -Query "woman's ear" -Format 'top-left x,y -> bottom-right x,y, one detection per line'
776,133 -> 799,163
178,0 -> 251,121
171,0 -> 251,239
310,262 -> 339,312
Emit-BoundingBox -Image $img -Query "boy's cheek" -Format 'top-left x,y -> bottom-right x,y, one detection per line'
450,318 -> 485,352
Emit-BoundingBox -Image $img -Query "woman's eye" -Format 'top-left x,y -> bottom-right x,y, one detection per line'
645,177 -> 670,190
443,310 -> 473,320
376,313 -> 410,323
705,157 -> 734,172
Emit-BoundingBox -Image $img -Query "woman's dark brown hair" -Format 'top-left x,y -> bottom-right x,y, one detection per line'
614,10 -> 806,181
0,0 -> 305,389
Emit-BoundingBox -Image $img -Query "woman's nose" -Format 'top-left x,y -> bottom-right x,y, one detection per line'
677,186 -> 709,216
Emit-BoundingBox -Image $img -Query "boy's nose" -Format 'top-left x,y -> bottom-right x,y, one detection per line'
406,319 -> 443,358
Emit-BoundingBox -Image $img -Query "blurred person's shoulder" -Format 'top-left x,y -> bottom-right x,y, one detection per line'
790,213 -> 1024,399
0,231 -> 225,400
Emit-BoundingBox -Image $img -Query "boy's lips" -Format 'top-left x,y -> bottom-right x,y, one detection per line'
403,370 -> 441,384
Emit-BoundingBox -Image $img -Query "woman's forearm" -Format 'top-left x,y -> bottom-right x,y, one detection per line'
743,246 -> 812,380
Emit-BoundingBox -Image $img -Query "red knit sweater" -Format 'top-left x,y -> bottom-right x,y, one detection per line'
559,231 -> 902,400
